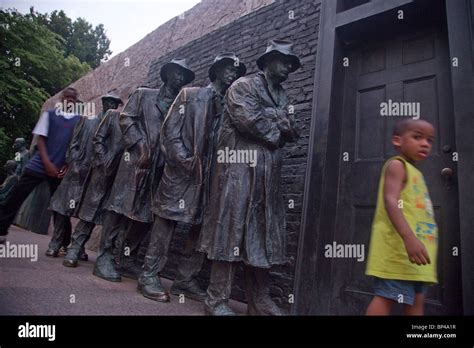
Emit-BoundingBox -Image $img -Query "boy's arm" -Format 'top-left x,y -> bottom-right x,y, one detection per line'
383,159 -> 431,266
36,136 -> 59,178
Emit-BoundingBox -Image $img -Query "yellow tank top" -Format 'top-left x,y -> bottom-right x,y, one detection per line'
366,156 -> 438,283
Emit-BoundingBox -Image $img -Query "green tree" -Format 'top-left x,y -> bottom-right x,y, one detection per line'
30,7 -> 112,68
0,9 -> 90,178
47,10 -> 72,44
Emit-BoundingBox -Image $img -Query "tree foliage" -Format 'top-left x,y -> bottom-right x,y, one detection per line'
0,8 -> 108,179
32,8 -> 112,69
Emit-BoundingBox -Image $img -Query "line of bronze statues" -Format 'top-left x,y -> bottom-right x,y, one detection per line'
3,40 -> 302,315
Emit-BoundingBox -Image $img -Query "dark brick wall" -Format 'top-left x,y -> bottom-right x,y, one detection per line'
145,0 -> 321,311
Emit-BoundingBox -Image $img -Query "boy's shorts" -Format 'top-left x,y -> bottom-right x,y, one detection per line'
373,277 -> 430,305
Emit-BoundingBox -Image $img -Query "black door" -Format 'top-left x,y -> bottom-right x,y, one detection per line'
328,25 -> 462,314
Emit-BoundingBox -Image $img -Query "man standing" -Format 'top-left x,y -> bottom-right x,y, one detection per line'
138,53 -> 246,302
59,93 -> 123,267
93,59 -> 195,282
198,40 -> 301,315
0,87 -> 81,244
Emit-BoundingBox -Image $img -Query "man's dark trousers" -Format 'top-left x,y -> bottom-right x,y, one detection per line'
0,168 -> 71,248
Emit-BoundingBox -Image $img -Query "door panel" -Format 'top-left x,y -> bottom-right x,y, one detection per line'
329,26 -> 462,315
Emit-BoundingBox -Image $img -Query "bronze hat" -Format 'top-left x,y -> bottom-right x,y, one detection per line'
160,58 -> 195,85
101,92 -> 123,105
256,39 -> 301,72
208,53 -> 247,82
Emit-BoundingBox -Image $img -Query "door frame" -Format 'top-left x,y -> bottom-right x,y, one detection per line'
292,0 -> 474,315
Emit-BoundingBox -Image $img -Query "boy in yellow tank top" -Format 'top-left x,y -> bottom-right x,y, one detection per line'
366,119 -> 437,315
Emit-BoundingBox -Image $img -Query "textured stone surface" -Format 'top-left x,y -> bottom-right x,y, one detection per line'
0,226 -> 247,315
41,0 -> 275,113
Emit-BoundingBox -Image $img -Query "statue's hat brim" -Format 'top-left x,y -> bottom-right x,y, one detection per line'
101,92 -> 123,105
256,39 -> 301,72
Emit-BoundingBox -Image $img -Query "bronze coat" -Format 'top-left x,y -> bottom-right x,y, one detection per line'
197,73 -> 298,268
49,113 -> 104,217
76,109 -> 124,224
104,87 -> 174,223
153,85 -> 223,224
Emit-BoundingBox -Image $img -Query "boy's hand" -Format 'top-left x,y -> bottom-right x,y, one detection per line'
403,234 -> 431,265
44,161 -> 59,178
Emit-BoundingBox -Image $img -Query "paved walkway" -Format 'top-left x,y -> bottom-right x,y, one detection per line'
0,226 -> 246,315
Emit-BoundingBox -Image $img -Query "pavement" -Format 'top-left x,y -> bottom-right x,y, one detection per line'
0,225 -> 247,315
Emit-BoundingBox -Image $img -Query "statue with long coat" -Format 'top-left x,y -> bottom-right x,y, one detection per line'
93,59 -> 195,282
49,114 -> 103,217
198,40 -> 301,315
77,108 -> 124,225
137,54 -> 246,303
61,93 -> 123,267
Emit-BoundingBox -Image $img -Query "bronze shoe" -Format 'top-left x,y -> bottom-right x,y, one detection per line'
137,276 -> 170,302
63,259 -> 78,268
171,279 -> 206,302
45,248 -> 59,257
93,258 -> 121,282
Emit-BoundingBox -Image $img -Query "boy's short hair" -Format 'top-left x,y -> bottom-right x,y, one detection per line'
392,119 -> 433,136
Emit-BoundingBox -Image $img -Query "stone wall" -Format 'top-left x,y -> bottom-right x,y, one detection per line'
146,0 -> 321,312
41,0 -> 275,113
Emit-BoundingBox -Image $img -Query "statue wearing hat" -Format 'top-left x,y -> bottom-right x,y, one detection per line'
61,92 -> 123,267
198,40 -> 301,315
93,59 -> 195,282
0,161 -> 19,205
12,138 -> 31,176
137,53 -> 246,302
47,93 -> 123,259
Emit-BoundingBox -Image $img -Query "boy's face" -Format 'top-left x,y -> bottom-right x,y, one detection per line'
392,121 -> 435,162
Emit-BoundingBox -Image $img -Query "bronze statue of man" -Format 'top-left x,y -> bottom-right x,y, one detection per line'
198,40 -> 301,315
47,94 -> 121,258
93,59 -> 195,282
62,93 -> 123,267
0,161 -> 19,205
138,53 -> 246,302
12,138 -> 30,176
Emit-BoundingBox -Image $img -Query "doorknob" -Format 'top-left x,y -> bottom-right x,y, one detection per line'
442,145 -> 452,153
441,167 -> 453,178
